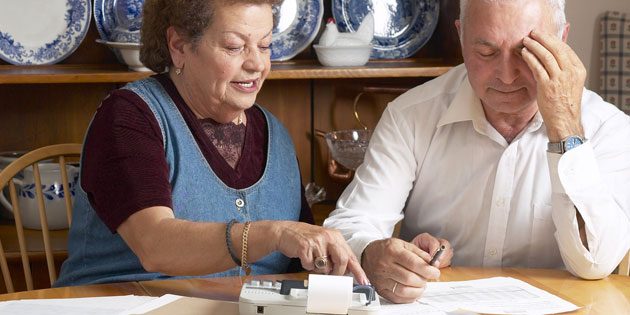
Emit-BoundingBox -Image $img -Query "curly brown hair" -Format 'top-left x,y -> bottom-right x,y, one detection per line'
140,0 -> 280,73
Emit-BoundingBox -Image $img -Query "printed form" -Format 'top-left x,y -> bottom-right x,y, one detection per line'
418,277 -> 580,314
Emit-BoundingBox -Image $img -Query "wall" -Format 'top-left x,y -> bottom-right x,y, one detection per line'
565,0 -> 630,91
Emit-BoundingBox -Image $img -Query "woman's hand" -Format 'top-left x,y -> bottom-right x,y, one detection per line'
274,221 -> 369,285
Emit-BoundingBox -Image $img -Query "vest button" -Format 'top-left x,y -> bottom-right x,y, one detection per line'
235,198 -> 245,208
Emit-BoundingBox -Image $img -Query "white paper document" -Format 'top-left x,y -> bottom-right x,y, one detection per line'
121,294 -> 183,315
379,297 -> 448,315
419,277 -> 580,315
0,295 -> 156,315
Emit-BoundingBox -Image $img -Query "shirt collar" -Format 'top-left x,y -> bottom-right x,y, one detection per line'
437,76 -> 488,132
437,75 -> 545,135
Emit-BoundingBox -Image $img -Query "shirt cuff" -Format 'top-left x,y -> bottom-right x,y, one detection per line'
349,235 -> 382,266
546,141 -> 598,201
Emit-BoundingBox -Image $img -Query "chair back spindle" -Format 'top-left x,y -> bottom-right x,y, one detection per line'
0,143 -> 81,292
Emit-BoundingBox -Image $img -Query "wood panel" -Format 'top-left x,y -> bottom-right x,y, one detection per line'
255,80 -> 312,185
0,256 -> 66,294
0,83 -> 113,152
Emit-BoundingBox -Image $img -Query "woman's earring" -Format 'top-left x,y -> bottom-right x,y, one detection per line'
175,68 -> 182,75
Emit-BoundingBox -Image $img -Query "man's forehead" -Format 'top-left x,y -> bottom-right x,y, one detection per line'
465,0 -> 551,40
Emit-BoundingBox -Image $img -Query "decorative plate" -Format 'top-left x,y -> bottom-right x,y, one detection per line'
271,0 -> 323,61
0,0 -> 91,65
332,0 -> 439,59
94,0 -> 144,43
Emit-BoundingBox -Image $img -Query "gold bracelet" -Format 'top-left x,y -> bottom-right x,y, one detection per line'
241,221 -> 252,276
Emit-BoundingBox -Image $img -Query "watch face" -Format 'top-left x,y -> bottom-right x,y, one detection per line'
564,137 -> 584,151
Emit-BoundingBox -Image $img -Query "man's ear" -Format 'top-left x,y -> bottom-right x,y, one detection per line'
455,19 -> 462,40
561,22 -> 570,43
166,26 -> 186,69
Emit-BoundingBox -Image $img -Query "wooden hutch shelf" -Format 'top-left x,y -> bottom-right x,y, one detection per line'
0,59 -> 455,84
267,59 -> 454,79
0,64 -> 152,84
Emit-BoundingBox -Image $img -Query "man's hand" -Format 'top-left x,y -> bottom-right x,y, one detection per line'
411,233 -> 454,268
521,29 -> 586,142
361,234 -> 450,303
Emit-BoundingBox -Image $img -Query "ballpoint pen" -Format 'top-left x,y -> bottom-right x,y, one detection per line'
429,245 -> 446,266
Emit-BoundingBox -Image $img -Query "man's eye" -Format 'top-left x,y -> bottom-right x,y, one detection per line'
227,47 -> 243,52
479,51 -> 495,57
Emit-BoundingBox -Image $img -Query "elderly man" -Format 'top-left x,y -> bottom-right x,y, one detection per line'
324,0 -> 630,304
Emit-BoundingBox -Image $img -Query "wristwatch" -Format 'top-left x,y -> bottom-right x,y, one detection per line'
547,135 -> 586,154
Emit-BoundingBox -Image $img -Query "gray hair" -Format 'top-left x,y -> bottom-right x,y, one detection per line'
459,0 -> 566,38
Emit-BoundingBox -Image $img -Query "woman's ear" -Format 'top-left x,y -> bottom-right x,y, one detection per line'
166,26 -> 186,69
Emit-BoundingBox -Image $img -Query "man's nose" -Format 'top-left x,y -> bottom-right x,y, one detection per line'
495,54 -> 521,84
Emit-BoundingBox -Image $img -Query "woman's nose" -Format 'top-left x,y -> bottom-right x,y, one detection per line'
244,48 -> 266,72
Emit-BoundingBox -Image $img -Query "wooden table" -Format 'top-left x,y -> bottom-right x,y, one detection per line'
0,267 -> 628,314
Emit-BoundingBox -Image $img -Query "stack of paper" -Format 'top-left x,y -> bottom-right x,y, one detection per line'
0,295 -> 156,315
419,277 -> 580,315
0,294 -> 238,315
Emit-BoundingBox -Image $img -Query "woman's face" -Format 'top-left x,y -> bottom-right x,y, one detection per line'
176,2 -> 273,121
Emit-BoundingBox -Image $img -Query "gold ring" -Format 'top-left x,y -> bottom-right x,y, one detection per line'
314,256 -> 328,269
392,282 -> 398,294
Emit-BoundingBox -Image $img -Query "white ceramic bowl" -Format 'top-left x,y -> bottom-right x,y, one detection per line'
97,40 -> 151,72
313,44 -> 372,67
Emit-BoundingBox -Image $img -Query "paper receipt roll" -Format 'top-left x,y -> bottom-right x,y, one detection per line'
306,274 -> 353,314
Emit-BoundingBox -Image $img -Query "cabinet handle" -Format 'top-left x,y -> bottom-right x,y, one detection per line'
353,86 -> 410,130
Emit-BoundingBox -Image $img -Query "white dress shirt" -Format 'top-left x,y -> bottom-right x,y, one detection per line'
323,64 -> 630,279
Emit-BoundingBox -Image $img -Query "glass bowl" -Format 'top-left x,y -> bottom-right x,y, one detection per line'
324,129 -> 373,170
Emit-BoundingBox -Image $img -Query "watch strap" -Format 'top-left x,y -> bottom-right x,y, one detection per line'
547,141 -> 564,153
547,135 -> 586,154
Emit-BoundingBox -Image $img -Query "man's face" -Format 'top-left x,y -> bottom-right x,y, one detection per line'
457,0 -> 558,118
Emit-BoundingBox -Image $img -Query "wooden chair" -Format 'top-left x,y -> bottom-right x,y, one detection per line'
619,250 -> 630,276
0,143 -> 81,292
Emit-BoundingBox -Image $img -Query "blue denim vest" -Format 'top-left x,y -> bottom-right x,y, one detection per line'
55,77 -> 301,286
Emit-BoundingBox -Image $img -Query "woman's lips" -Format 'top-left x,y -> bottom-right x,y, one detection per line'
232,79 -> 258,92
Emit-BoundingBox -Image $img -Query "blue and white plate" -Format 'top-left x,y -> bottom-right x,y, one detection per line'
0,0 -> 91,65
94,0 -> 144,43
271,0 -> 323,61
332,0 -> 439,59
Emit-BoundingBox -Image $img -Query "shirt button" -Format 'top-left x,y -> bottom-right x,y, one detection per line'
235,198 -> 245,208
489,248 -> 497,255
495,199 -> 505,207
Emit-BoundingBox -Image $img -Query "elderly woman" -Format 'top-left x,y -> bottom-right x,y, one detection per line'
54,0 -> 367,286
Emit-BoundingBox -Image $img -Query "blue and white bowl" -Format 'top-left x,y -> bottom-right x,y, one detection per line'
97,40 -> 150,72
94,0 -> 144,43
